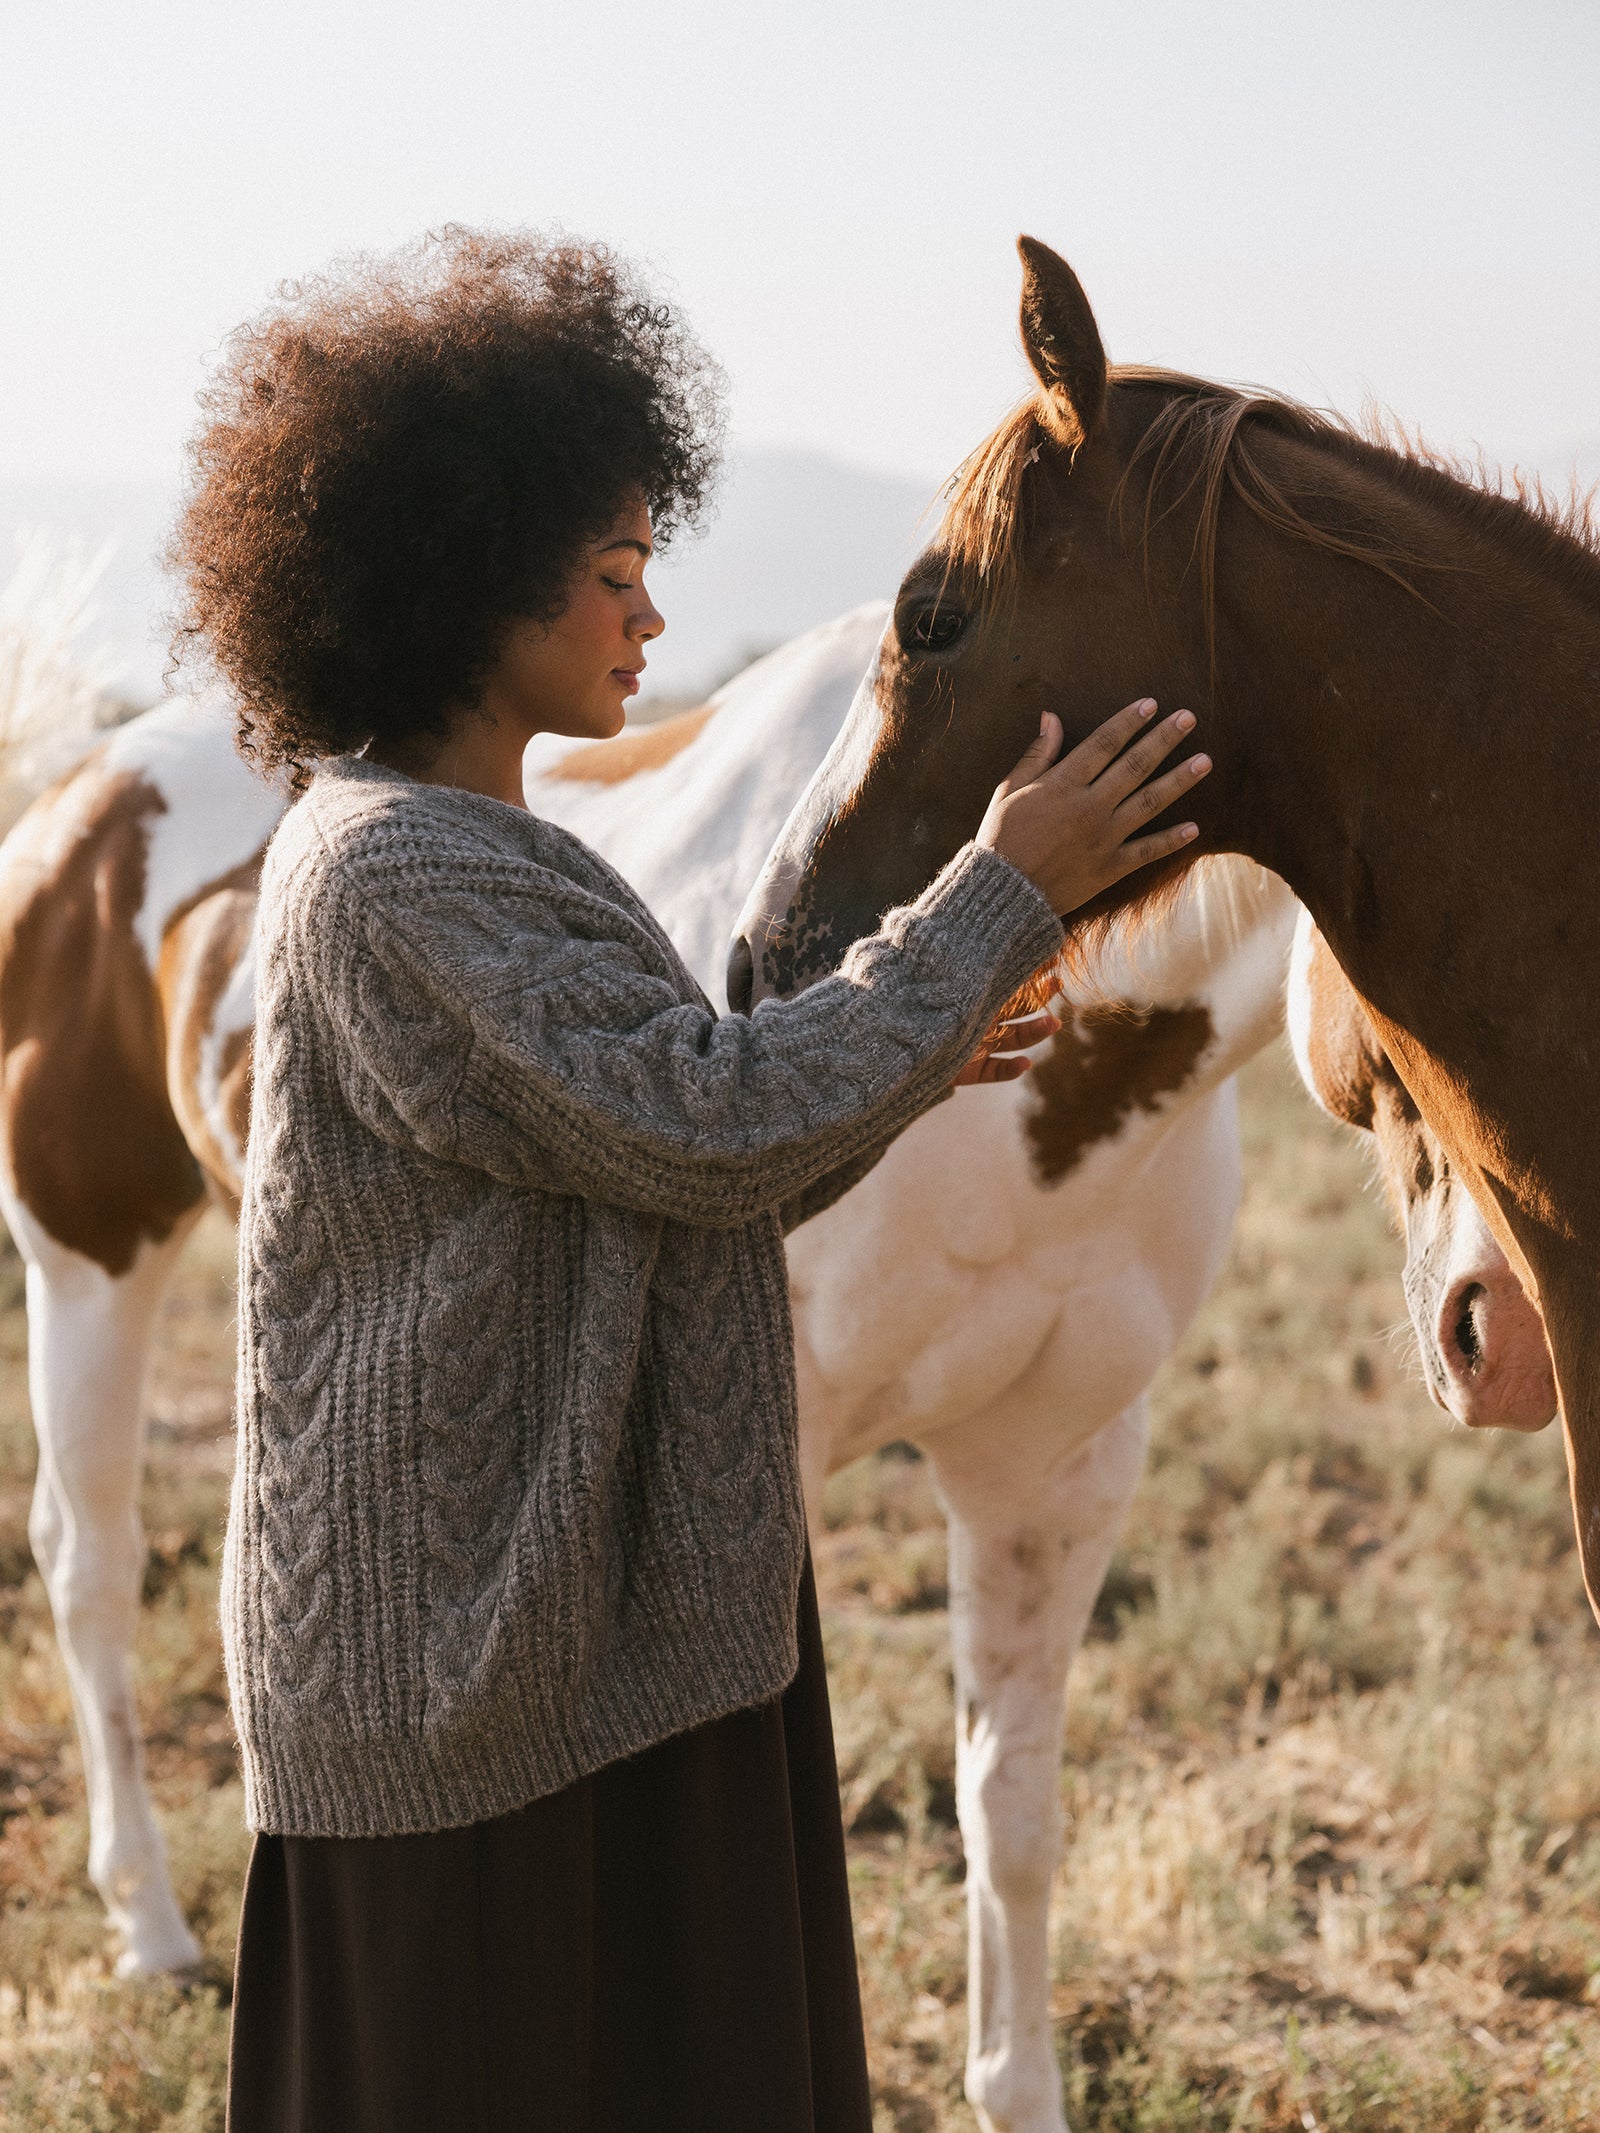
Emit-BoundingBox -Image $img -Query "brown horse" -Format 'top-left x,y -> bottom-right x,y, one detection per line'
734,235 -> 1600,1614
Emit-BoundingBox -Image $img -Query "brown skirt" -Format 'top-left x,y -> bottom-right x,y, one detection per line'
225,1553 -> 872,2133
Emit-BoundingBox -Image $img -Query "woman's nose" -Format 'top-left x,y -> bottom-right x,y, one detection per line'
633,592 -> 665,641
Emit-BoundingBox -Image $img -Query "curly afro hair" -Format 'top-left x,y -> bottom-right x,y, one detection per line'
169,227 -> 724,779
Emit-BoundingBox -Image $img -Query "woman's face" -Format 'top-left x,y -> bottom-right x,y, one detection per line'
485,497 -> 665,742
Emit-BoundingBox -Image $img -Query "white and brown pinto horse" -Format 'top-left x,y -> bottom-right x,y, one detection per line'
0,605 -> 1294,2133
737,238 -> 1599,1612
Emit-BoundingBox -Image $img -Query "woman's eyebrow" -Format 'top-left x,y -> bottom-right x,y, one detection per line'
596,537 -> 652,558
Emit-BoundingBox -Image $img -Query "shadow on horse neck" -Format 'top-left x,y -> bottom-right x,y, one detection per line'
764,237 -> 1600,1615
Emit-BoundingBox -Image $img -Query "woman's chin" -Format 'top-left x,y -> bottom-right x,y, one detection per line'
587,685 -> 631,738
544,699 -> 628,741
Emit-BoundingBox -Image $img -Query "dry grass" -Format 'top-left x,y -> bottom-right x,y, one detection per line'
0,533 -> 128,834
0,1046 -> 1596,2128
826,1047 -> 1600,2131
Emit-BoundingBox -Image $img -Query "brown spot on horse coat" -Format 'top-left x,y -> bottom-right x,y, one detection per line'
1024,1003 -> 1213,1185
546,703 -> 713,784
159,851 -> 263,1213
0,764 -> 204,1273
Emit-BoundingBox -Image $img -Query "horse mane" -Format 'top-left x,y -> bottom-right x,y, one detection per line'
938,368 -> 1600,652
989,851 -> 1282,1031
1071,852 -> 1283,1003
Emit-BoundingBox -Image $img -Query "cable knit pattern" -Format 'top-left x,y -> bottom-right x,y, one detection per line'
244,1000 -> 341,1720
415,1192 -> 526,1700
224,755 -> 1064,1837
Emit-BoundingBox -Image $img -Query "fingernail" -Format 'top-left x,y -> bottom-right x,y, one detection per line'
1175,709 -> 1195,732
1190,754 -> 1211,776
1180,822 -> 1199,840
1139,699 -> 1157,717
1039,712 -> 1049,735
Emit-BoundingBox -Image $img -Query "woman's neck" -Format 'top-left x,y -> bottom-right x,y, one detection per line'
367,708 -> 530,809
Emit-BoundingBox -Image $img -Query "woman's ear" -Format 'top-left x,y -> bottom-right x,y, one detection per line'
1017,236 -> 1108,450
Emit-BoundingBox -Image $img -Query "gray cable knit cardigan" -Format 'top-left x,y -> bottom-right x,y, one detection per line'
223,755 -> 1063,1838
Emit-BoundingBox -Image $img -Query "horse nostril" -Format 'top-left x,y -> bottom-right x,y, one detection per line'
726,934 -> 754,1017
1452,1284 -> 1486,1373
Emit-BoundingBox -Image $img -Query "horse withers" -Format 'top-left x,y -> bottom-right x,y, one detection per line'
734,234 -> 1600,1619
1289,911 -> 1556,1431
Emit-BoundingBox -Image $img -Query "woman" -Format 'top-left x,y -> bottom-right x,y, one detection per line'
173,228 -> 1208,2133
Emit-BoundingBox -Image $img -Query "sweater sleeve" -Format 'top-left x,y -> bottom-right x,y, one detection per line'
327,839 -> 1063,1229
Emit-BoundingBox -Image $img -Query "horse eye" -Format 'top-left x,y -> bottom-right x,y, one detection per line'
908,606 -> 966,652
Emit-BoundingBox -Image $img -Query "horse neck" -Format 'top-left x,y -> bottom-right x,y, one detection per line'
1200,431 -> 1600,1252
1205,435 -> 1600,952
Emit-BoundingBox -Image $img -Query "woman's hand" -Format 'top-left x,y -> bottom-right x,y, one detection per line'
977,700 -> 1210,916
953,1011 -> 1060,1086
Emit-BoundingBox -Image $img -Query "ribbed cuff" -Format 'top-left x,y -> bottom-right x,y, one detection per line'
905,841 -> 1065,1000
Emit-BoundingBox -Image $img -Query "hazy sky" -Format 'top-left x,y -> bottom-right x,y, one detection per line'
4,0 -> 1598,493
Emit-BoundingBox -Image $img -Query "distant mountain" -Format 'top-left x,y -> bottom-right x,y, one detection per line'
0,451 -> 942,714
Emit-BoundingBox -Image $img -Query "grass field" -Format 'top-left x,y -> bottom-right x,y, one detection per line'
0,1042 -> 1596,2130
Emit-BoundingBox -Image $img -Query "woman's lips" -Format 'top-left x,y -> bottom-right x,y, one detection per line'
613,668 -> 642,696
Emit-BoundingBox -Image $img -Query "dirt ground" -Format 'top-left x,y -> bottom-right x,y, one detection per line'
0,1043 -> 1597,2130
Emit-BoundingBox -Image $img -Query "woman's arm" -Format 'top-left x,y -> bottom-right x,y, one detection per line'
333,838 -> 1063,1229
320,696 -> 1207,1228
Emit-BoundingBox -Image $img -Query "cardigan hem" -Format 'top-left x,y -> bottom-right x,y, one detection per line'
238,1578 -> 804,1840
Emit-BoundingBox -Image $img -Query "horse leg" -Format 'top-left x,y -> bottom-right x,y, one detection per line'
925,1397 -> 1149,2133
11,1205 -> 203,1975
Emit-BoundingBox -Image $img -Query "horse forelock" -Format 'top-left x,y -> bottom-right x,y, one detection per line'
937,399 -> 1047,611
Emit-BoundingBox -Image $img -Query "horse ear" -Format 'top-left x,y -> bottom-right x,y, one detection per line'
1017,236 -> 1108,448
